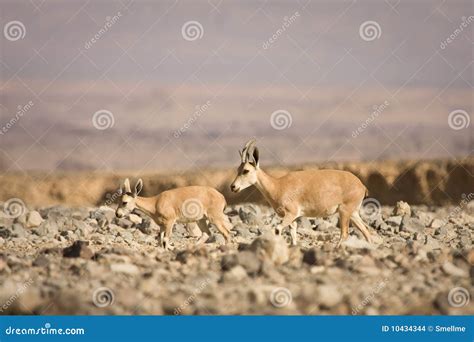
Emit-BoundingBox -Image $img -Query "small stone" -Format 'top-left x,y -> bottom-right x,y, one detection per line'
238,205 -> 262,226
236,250 -> 261,276
249,233 -> 289,265
115,218 -> 133,229
26,211 -> 44,228
233,223 -> 253,239
63,240 -> 94,259
10,223 -> 27,238
34,221 -> 59,236
32,255 -> 50,267
110,263 -> 140,275
342,236 -> 374,250
185,222 -> 201,237
424,235 -> 441,251
430,218 -> 445,229
441,261 -> 468,277
128,214 -> 143,225
303,248 -> 324,266
393,201 -> 411,217
221,254 -> 238,271
318,285 -> 343,308
401,217 -> 425,233
222,265 -> 248,282
208,234 -> 225,245
386,216 -> 402,227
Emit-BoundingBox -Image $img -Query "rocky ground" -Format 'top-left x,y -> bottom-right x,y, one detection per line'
0,200 -> 472,315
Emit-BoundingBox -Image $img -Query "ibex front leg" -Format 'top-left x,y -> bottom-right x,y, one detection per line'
274,211 -> 298,245
159,220 -> 175,250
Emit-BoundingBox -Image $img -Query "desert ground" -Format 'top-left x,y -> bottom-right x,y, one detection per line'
0,158 -> 473,315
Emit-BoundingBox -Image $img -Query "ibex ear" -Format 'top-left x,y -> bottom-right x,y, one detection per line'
134,179 -> 143,196
124,178 -> 131,193
249,146 -> 259,167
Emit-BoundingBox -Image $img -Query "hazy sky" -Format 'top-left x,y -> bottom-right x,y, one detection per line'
0,0 -> 472,171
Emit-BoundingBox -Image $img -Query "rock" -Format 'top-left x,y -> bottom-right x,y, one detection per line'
424,235 -> 441,251
430,218 -> 445,229
129,214 -> 143,225
441,261 -> 468,277
393,201 -> 411,217
221,254 -> 238,271
303,248 -> 324,266
298,217 -> 313,231
26,211 -> 44,228
249,233 -> 289,265
342,236 -> 374,250
185,222 -> 201,237
386,216 -> 402,227
34,221 -> 59,236
222,265 -> 248,282
208,234 -> 225,245
314,218 -> 332,231
236,251 -> 261,276
238,205 -> 262,226
110,263 -> 140,275
318,285 -> 343,308
401,217 -> 425,233
33,254 -> 50,267
63,240 -> 94,259
233,223 -> 253,239
10,223 -> 27,238
73,220 -> 94,238
0,228 -> 11,239
115,218 -> 133,229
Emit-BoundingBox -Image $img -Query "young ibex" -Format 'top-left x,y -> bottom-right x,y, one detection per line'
116,178 -> 232,249
230,139 -> 374,247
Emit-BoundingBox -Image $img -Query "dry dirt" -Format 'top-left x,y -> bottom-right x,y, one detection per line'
0,158 -> 473,208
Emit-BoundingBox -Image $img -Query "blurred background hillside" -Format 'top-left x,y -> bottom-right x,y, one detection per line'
0,0 -> 472,173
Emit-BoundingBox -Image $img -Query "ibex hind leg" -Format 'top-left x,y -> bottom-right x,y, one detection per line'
350,211 -> 372,243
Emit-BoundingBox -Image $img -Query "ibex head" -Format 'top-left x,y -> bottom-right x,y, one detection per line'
230,139 -> 259,193
115,178 -> 143,218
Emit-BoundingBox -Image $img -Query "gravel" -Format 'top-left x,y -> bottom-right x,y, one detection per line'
0,202 -> 472,315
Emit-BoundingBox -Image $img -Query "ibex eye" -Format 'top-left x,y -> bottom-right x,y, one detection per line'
122,202 -> 127,206
242,170 -> 249,175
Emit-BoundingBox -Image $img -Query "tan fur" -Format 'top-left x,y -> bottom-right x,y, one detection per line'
116,179 -> 231,249
231,139 -> 374,246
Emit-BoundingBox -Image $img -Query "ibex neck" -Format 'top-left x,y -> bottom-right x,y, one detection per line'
255,168 -> 279,205
135,196 -> 157,216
